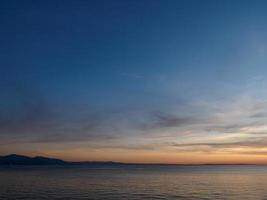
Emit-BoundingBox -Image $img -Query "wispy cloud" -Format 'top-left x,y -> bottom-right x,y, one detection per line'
2,80 -> 267,159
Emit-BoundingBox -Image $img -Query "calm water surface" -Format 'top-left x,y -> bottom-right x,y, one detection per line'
0,165 -> 267,200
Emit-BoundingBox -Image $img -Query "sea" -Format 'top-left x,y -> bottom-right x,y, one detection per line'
0,165 -> 267,200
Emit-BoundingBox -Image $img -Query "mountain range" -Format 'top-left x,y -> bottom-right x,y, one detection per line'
0,154 -> 253,166
0,154 -> 122,166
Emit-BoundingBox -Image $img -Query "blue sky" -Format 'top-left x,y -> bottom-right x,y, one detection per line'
1,0 -> 267,163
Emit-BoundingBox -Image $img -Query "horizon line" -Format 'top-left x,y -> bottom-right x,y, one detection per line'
2,154 -> 267,166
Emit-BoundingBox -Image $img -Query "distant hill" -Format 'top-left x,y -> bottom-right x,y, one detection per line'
0,154 -> 253,166
0,154 -> 66,165
0,154 -> 125,166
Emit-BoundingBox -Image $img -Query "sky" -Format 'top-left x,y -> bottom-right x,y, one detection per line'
1,0 -> 267,164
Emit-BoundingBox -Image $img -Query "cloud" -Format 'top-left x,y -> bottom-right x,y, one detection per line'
151,112 -> 196,128
171,139 -> 267,149
136,111 -> 197,132
0,78 -> 200,146
2,79 -> 267,159
249,112 -> 267,118
0,80 -> 117,144
0,81 -> 53,134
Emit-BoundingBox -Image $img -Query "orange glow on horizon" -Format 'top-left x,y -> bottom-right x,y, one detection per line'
3,148 -> 266,165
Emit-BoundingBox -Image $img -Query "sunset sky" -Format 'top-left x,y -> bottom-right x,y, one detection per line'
2,0 -> 267,164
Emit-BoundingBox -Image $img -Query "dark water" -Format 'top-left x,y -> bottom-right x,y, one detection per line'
1,165 -> 267,200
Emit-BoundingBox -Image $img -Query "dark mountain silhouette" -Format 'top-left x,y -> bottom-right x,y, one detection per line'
0,154 -> 124,166
0,154 -> 252,166
0,154 -> 66,165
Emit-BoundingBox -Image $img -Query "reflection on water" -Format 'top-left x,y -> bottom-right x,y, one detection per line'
0,165 -> 267,200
